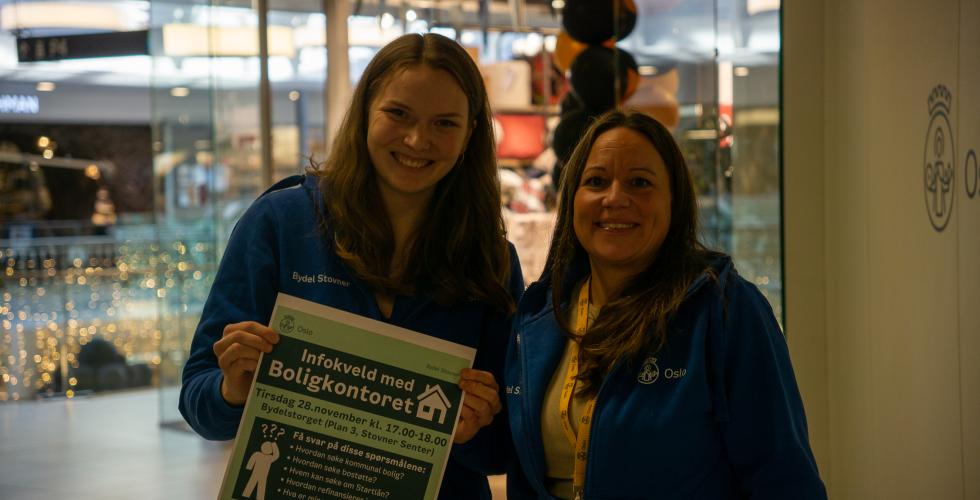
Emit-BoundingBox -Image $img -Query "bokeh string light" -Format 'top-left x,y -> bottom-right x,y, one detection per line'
0,229 -> 217,402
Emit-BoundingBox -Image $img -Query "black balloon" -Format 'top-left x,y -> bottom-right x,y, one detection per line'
562,0 -> 637,44
552,109 -> 593,167
569,46 -> 632,110
620,49 -> 639,73
559,91 -> 583,115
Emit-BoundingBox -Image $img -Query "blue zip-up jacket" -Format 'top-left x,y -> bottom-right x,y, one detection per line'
179,174 -> 524,500
505,255 -> 826,499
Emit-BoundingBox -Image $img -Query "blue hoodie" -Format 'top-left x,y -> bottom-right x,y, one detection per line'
505,255 -> 826,499
179,174 -> 524,500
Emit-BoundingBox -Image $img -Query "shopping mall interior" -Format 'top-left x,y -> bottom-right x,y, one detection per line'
0,0 -> 978,498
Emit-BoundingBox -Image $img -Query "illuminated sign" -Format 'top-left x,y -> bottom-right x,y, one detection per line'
16,30 -> 148,62
0,94 -> 40,114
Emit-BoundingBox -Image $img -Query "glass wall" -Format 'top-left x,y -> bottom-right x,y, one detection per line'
0,0 -> 326,413
1,0 -> 782,411
1,0 -> 157,403
621,0 -> 783,319
149,0 -> 328,424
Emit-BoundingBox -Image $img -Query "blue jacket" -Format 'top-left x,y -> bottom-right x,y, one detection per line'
179,174 -> 524,500
505,255 -> 826,499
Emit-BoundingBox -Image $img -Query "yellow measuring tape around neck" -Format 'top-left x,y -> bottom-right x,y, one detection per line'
559,277 -> 597,500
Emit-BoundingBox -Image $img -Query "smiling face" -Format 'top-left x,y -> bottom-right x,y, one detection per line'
573,126 -> 672,280
366,64 -> 472,209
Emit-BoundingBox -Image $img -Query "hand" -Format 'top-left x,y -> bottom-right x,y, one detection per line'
453,368 -> 502,444
213,321 -> 279,406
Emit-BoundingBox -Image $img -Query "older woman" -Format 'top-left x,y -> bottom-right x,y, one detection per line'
505,110 -> 826,499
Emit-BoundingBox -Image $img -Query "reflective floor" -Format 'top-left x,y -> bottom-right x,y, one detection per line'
0,389 -> 506,499
0,389 -> 231,499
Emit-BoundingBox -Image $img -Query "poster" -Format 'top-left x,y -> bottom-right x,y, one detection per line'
217,293 -> 475,500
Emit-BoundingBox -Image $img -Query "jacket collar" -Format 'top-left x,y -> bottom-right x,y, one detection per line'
524,251 -> 734,316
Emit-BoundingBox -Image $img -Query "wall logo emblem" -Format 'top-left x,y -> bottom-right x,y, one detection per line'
966,149 -> 978,199
637,356 -> 660,384
924,85 -> 955,231
278,315 -> 295,334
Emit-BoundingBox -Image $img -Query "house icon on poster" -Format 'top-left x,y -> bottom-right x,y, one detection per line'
416,384 -> 451,425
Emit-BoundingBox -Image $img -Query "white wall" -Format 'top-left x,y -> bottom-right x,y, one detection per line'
784,0 -> 980,498
958,2 -> 980,497
782,0 -> 829,481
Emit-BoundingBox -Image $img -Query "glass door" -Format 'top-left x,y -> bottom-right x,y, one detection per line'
149,0 -> 327,426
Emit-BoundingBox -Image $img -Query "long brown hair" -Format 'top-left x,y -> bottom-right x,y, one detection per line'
546,110 -> 713,395
314,33 -> 513,313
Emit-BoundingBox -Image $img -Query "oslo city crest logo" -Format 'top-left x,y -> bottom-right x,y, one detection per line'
637,356 -> 660,385
924,85 -> 955,232
278,315 -> 295,334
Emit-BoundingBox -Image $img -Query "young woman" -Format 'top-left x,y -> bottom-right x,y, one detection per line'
179,33 -> 524,499
505,110 -> 825,499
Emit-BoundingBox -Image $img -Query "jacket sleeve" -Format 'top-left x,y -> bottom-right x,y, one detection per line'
178,196 -> 281,440
450,244 -> 525,474
716,277 -> 827,500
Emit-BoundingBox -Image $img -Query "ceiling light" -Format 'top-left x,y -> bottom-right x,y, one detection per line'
734,66 -> 750,77
170,87 -> 190,97
380,12 -> 395,29
163,24 -> 295,57
406,9 -> 417,22
0,2 -> 146,31
747,0 -> 780,16
638,65 -> 658,76
36,82 -> 56,92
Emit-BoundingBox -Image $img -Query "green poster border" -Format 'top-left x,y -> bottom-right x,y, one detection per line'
217,293 -> 475,500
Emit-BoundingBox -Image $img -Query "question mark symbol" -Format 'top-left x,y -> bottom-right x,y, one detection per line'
278,427 -> 286,439
261,423 -> 269,438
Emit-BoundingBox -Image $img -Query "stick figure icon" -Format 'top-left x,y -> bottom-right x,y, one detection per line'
242,441 -> 280,500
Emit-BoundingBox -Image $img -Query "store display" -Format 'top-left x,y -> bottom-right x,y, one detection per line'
499,167 -> 549,214
503,211 -> 557,285
494,114 -> 548,160
482,60 -> 533,109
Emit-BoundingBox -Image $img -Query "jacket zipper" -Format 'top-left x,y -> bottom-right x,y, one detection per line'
581,359 -> 622,496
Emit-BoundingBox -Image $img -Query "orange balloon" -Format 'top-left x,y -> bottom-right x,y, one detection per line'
554,31 -> 586,73
639,102 -> 680,130
623,74 -> 680,129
